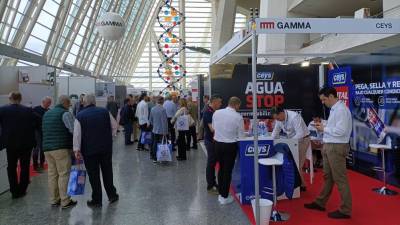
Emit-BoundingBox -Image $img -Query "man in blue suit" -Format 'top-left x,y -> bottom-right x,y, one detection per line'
0,92 -> 39,198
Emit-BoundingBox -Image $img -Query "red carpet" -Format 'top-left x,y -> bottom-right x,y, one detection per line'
232,169 -> 400,225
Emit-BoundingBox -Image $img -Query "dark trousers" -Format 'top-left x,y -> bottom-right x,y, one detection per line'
167,118 -> 176,148
124,123 -> 133,144
138,124 -> 148,149
205,140 -> 217,189
177,130 -> 189,159
84,152 -> 117,203
215,141 -> 238,198
189,125 -> 197,148
32,131 -> 45,167
151,134 -> 164,160
32,131 -> 45,169
6,149 -> 31,196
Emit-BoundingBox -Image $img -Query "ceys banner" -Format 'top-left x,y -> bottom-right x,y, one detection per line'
211,64 -> 321,123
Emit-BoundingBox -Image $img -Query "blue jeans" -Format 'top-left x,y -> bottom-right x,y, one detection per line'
124,123 -> 133,144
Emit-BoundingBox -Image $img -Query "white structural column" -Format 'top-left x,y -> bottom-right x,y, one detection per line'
258,0 -> 288,64
179,0 -> 186,89
258,0 -> 317,64
210,0 -> 237,56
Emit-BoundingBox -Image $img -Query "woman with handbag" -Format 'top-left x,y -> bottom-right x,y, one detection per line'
171,98 -> 194,161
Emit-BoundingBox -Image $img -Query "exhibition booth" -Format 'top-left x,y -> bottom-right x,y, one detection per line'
209,16 -> 400,224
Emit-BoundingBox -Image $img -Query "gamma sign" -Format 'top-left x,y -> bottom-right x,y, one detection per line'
255,18 -> 400,34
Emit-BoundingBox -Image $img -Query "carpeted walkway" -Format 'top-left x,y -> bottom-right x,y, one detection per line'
235,168 -> 400,225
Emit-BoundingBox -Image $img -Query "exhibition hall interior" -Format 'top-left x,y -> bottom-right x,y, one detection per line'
1,0 -> 400,225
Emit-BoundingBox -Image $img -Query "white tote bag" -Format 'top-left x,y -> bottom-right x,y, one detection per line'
157,136 -> 172,162
176,114 -> 190,131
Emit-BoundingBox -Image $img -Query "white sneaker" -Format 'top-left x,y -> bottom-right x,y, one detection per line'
218,195 -> 224,203
219,195 -> 234,205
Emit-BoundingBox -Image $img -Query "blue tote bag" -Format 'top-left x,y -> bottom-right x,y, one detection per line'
67,162 -> 86,196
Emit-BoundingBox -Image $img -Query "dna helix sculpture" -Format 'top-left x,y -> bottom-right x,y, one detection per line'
156,0 -> 186,91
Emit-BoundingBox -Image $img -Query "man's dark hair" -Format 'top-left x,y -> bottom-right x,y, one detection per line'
157,96 -> 164,104
312,112 -> 322,118
210,94 -> 222,102
204,95 -> 210,100
318,87 -> 337,98
270,105 -> 284,116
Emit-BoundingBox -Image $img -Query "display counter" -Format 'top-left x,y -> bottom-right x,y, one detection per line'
0,149 -> 8,194
232,136 -> 300,205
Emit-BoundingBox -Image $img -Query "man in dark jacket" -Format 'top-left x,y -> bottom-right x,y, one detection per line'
0,92 -> 38,198
73,94 -> 119,207
106,95 -> 119,120
121,97 -> 134,145
32,96 -> 52,172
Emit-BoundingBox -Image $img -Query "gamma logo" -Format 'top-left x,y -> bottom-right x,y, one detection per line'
245,144 -> 270,156
256,72 -> 274,80
333,72 -> 346,85
260,22 -> 275,29
260,21 -> 312,30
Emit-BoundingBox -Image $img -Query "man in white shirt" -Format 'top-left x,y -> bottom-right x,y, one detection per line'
135,94 -> 150,151
212,97 -> 244,205
305,87 -> 352,219
271,106 -> 310,191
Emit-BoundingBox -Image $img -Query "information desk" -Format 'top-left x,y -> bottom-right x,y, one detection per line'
232,136 -> 300,205
0,149 -> 8,194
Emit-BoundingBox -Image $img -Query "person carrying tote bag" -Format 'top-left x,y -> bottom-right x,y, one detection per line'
172,99 -> 194,161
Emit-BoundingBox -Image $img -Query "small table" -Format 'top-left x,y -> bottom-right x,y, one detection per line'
369,144 -> 398,196
259,154 -> 290,222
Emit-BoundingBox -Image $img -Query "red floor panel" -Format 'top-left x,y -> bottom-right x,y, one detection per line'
232,169 -> 400,225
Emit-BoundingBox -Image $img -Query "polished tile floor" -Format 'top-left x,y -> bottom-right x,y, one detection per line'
0,134 -> 249,225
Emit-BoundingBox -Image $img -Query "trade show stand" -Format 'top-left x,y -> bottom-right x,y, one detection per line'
232,136 -> 300,205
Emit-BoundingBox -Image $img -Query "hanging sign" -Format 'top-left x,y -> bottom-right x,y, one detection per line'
256,18 -> 400,34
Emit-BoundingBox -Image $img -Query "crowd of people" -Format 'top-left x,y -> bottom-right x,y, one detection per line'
119,93 -> 199,161
0,86 -> 352,218
0,92 -> 119,209
0,91 -> 206,208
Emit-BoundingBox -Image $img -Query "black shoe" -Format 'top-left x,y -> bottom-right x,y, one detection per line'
87,200 -> 102,208
191,146 -> 197,149
12,191 -> 27,199
300,186 -> 307,192
62,200 -> 77,209
176,156 -> 186,161
328,210 -> 351,219
51,200 -> 61,207
304,202 -> 325,211
125,142 -> 134,145
136,148 -> 143,151
109,194 -> 119,204
153,160 -> 158,163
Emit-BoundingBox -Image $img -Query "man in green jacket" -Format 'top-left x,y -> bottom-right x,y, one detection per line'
42,95 -> 77,209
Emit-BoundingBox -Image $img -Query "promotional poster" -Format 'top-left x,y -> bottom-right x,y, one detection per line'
328,65 -> 400,185
211,64 -> 322,130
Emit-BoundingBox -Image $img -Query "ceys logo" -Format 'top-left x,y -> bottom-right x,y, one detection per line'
256,72 -> 274,80
332,72 -> 346,85
245,144 -> 270,156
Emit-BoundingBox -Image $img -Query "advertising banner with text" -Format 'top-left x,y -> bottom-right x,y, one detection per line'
211,64 -> 321,124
